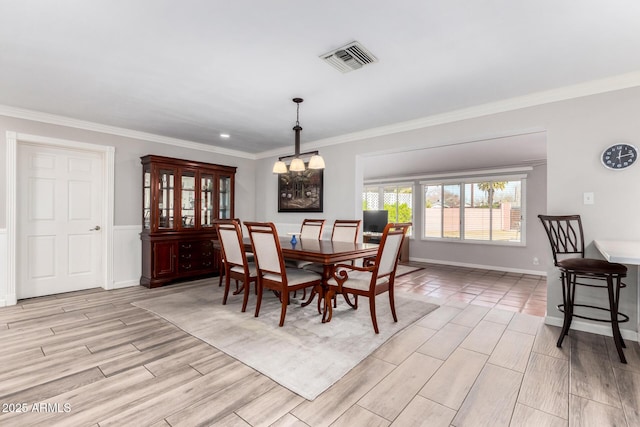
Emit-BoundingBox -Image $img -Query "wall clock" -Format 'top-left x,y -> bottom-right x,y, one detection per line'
601,143 -> 637,170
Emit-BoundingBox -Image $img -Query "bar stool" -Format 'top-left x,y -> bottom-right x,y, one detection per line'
538,214 -> 629,363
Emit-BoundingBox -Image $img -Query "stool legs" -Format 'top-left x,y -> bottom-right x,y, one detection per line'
556,270 -> 628,364
557,271 -> 575,348
607,275 -> 627,364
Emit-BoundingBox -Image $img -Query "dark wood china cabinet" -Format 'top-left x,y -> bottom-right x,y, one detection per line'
140,155 -> 236,288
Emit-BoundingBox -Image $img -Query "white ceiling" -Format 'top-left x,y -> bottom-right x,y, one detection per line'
1,1 -> 639,170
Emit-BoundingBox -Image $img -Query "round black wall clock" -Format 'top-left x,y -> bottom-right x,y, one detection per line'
601,143 -> 637,170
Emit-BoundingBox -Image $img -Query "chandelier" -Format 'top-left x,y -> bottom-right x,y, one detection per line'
272,98 -> 325,173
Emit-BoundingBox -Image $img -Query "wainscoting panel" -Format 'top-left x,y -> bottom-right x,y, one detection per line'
0,229 -> 7,306
113,225 -> 141,289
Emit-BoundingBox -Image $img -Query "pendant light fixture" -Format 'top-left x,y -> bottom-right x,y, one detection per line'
273,98 -> 325,174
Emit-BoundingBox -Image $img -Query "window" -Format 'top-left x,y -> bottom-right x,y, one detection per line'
362,184 -> 413,235
423,176 -> 524,244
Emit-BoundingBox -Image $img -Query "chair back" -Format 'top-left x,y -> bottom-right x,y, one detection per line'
331,219 -> 361,243
372,223 -> 410,278
214,220 -> 248,268
538,214 -> 586,266
300,219 -> 325,239
245,222 -> 285,276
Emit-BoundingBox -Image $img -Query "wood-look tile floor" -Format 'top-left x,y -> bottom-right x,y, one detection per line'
1,263 -> 639,426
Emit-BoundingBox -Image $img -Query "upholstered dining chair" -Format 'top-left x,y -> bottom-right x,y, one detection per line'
331,219 -> 362,243
304,219 -> 362,281
214,220 -> 258,312
218,218 -> 253,288
289,218 -> 327,272
300,218 -> 326,239
538,214 -> 629,363
245,221 -> 323,327
325,222 -> 410,333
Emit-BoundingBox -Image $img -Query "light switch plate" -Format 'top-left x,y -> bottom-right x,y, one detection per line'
583,192 -> 594,205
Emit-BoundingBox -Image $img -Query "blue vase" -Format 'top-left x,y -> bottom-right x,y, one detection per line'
290,234 -> 297,245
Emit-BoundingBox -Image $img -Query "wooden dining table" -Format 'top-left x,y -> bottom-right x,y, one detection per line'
241,236 -> 380,322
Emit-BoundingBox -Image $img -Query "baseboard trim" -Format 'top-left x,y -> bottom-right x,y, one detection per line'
410,256 -> 547,277
112,280 -> 139,290
545,315 -> 638,343
0,294 -> 17,307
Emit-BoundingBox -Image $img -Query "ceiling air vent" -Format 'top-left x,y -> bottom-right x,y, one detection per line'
320,41 -> 378,73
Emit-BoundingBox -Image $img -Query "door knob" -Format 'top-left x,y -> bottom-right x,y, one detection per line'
89,226 -> 101,231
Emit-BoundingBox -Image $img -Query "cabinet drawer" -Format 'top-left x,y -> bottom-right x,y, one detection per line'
178,239 -> 215,273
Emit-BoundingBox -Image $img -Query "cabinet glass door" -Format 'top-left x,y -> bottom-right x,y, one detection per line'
181,171 -> 196,229
201,173 -> 215,228
158,169 -> 175,229
219,175 -> 232,219
143,169 -> 151,229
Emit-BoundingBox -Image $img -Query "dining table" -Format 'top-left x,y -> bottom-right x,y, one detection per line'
240,236 -> 380,322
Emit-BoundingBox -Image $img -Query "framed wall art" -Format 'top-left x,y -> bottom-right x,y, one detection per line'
277,166 -> 323,212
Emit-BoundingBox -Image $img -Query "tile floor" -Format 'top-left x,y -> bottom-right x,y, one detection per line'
396,263 -> 548,317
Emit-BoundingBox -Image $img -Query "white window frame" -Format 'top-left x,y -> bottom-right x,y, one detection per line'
362,182 -> 414,237
420,174 -> 527,246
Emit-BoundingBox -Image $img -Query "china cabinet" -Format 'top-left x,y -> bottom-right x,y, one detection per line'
140,155 -> 236,288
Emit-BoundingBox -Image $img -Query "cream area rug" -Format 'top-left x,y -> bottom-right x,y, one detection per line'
133,282 -> 438,400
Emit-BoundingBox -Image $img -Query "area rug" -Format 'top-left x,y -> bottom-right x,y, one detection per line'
133,283 -> 438,400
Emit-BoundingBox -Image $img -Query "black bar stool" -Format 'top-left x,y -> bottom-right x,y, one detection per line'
538,215 -> 628,363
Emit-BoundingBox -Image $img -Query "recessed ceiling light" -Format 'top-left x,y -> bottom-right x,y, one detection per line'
220,133 -> 230,138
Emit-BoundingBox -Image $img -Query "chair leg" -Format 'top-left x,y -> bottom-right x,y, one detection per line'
222,270 -> 231,305
557,271 -> 573,347
241,276 -> 250,313
254,283 -> 263,318
389,286 -> 398,323
279,288 -> 289,327
608,275 -> 627,363
233,279 -> 243,295
369,296 -> 379,334
218,267 -> 224,287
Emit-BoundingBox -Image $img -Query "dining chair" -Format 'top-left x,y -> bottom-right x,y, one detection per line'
538,214 -> 629,363
218,218 -> 253,288
289,218 -> 327,273
325,222 -> 410,333
299,218 -> 326,239
331,219 -> 362,243
214,219 -> 258,312
304,219 -> 362,278
245,221 -> 323,327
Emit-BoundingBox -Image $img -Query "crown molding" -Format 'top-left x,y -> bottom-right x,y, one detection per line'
0,105 -> 257,160
258,70 -> 640,159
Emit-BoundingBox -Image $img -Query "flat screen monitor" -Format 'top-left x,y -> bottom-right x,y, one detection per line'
363,210 -> 388,233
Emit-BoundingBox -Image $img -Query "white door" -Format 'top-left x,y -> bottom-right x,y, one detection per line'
17,143 -> 104,299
